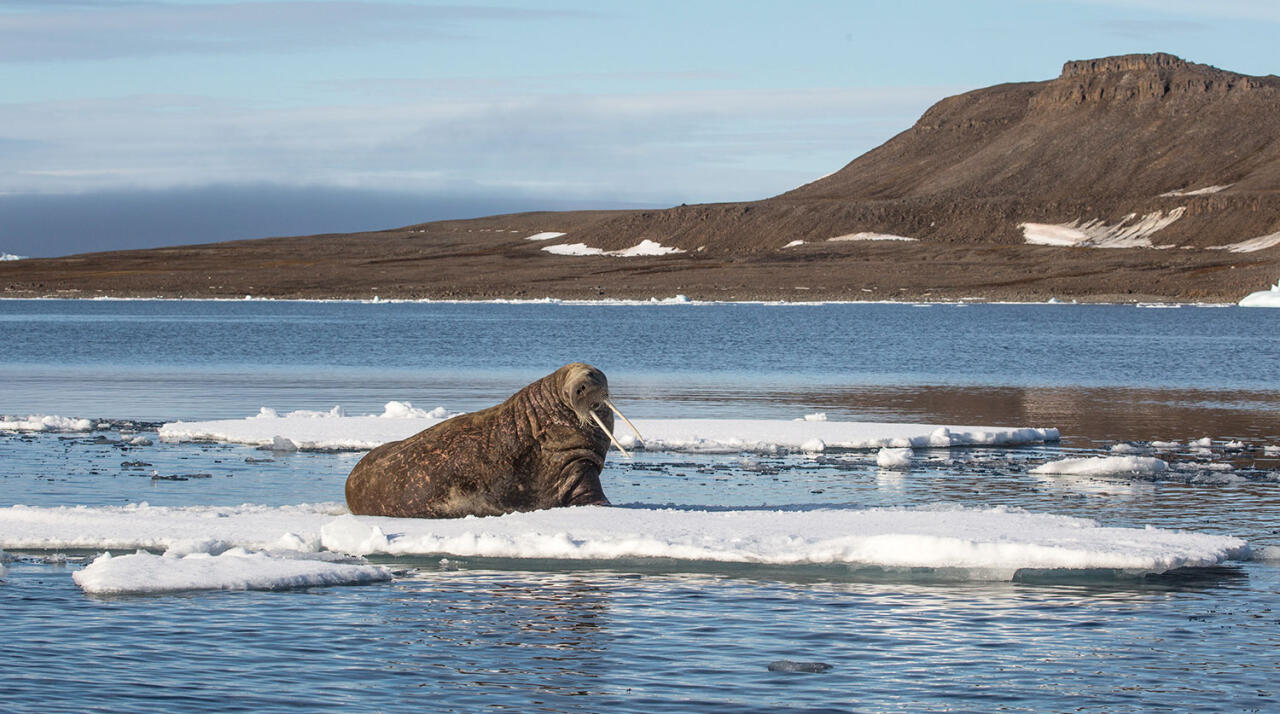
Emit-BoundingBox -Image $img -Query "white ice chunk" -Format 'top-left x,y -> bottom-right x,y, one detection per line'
876,448 -> 912,469
71,548 -> 392,594
1030,456 -> 1169,476
1110,443 -> 1146,454
0,252 -> 26,261
1,503 -> 1244,578
1190,437 -> 1213,447
803,413 -> 827,422
524,232 -> 566,241
1151,441 -> 1182,450
1265,445 -> 1280,456
161,412 -> 1060,454
1239,279 -> 1280,307
0,415 -> 94,433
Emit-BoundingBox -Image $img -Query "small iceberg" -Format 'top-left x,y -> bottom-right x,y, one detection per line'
1239,279 -> 1280,308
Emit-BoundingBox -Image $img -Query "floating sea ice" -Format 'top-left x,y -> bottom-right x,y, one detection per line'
268,436 -> 298,453
803,413 -> 828,422
1224,440 -> 1245,450
3,504 -> 1249,577
1265,446 -> 1280,456
1030,456 -> 1169,476
877,448 -> 912,469
161,413 -> 1060,454
1110,443 -> 1147,454
1190,437 -> 1213,448
0,415 -> 94,433
71,548 -> 392,594
1150,441 -> 1181,450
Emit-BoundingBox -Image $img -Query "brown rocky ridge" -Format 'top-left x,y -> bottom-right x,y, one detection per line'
4,52 -> 1279,303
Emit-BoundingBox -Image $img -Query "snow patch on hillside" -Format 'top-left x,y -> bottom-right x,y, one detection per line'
828,232 -> 918,242
1160,185 -> 1230,197
1020,208 -> 1185,248
543,240 -> 685,257
1210,232 -> 1280,254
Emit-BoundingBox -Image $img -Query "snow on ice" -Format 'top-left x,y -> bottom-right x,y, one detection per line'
1031,456 -> 1169,476
72,547 -> 391,594
0,502 -> 1248,579
159,409 -> 1060,454
876,448 -> 913,469
1,415 -> 94,433
1239,279 -> 1280,308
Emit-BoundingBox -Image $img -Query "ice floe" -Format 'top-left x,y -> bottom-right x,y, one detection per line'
541,240 -> 685,257
827,232 -> 917,242
1031,456 -> 1169,476
1019,208 -> 1185,248
523,232 -> 566,241
0,503 -> 1247,577
876,448 -> 912,469
72,547 -> 392,594
1,414 -> 94,433
1239,279 -> 1280,308
1,252 -> 26,261
158,410 -> 1059,454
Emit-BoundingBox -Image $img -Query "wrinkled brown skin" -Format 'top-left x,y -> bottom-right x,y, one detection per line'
345,363 -> 614,518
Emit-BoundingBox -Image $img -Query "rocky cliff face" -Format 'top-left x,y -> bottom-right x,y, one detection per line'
564,53 -> 1280,254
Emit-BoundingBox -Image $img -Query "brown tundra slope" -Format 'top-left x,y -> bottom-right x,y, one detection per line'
4,53 -> 1279,302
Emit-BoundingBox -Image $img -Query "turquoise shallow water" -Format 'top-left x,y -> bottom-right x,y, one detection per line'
2,300 -> 1280,712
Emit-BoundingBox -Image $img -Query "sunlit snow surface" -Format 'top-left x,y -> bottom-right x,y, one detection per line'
1019,208 -> 1185,248
1239,280 -> 1280,308
1031,456 -> 1169,476
72,547 -> 392,594
158,409 -> 1060,453
0,502 -> 1247,580
541,239 -> 685,257
1,414 -> 94,432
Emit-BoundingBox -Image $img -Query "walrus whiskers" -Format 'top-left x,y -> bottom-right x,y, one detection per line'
590,409 -> 632,458
604,398 -> 645,445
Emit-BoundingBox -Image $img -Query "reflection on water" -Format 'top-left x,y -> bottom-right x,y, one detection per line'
4,300 -> 1280,711
4,563 -> 1277,712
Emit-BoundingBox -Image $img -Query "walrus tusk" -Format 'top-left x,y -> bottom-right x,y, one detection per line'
604,399 -> 645,445
590,409 -> 632,458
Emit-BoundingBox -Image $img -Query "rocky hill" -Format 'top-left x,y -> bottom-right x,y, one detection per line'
3,53 -> 1278,303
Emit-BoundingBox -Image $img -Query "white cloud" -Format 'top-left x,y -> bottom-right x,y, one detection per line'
0,2 -> 585,62
0,85 -> 953,201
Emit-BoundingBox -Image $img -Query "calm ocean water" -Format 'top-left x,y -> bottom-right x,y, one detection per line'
3,299 -> 1280,712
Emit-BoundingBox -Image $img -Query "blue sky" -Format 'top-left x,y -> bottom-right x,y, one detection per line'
2,0 -> 1278,255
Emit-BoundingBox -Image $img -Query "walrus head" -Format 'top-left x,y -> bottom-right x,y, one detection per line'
557,362 -> 644,458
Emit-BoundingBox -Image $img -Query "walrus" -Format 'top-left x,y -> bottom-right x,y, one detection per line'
344,363 -> 642,518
